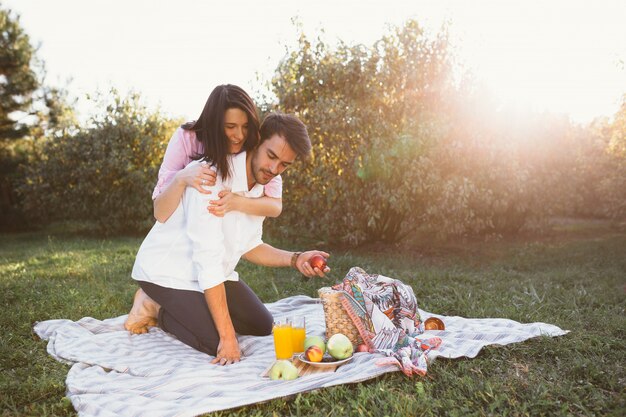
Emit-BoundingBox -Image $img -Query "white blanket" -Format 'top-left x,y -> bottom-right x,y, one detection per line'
34,295 -> 568,417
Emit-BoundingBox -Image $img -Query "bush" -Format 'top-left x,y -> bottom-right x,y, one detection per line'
563,102 -> 626,224
270,21 -> 457,245
18,90 -> 180,234
599,97 -> 626,223
0,138 -> 34,230
267,22 -> 560,245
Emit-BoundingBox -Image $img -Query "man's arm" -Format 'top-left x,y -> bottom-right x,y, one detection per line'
204,284 -> 240,365
242,243 -> 330,277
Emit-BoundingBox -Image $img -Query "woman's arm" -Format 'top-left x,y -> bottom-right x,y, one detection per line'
154,163 -> 217,222
208,193 -> 282,218
152,128 -> 218,223
208,174 -> 283,218
153,172 -> 187,223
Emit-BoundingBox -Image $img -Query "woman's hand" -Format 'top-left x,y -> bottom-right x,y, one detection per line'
175,162 -> 217,194
210,337 -> 241,366
208,190 -> 242,217
296,251 -> 331,278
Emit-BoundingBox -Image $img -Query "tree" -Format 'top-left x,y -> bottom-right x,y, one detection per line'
268,20 -> 456,244
0,5 -> 75,230
266,20 -> 567,244
0,6 -> 39,140
600,96 -> 626,222
608,95 -> 626,158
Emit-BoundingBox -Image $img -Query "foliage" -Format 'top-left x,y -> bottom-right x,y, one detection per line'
0,5 -> 72,140
0,137 -> 34,229
270,21 -> 458,244
2,13 -> 624,239
0,6 -> 39,229
265,20 -> 626,245
600,96 -> 626,221
17,90 -> 179,234
268,21 -> 567,244
0,6 -> 38,140
607,95 -> 626,159
1,223 -> 624,415
0,5 -> 76,231
564,98 -> 626,224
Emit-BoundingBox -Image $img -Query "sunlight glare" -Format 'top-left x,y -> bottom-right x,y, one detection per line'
447,0 -> 626,122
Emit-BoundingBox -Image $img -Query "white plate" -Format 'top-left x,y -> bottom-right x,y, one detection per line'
297,353 -> 354,367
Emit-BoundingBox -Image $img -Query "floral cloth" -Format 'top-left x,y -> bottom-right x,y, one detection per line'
332,267 -> 441,376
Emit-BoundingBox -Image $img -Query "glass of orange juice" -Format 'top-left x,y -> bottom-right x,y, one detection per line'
272,318 -> 294,359
291,316 -> 306,353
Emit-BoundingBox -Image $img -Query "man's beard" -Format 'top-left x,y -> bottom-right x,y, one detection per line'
256,168 -> 276,185
251,154 -> 276,185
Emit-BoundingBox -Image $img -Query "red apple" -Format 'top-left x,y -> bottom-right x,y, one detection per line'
424,317 -> 445,331
356,344 -> 369,353
304,345 -> 324,362
309,255 -> 327,270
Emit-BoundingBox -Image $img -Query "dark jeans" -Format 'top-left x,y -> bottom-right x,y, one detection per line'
137,280 -> 273,356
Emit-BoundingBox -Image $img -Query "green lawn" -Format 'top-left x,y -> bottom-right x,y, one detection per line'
1,221 -> 624,416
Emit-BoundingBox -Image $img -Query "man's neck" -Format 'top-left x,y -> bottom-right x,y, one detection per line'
245,152 -> 256,191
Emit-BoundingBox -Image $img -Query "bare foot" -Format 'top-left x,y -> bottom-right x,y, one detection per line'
124,288 -> 161,334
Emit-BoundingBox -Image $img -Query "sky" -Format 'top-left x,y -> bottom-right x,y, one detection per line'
4,0 -> 626,123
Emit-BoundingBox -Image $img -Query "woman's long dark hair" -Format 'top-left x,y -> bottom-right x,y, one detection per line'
182,84 -> 259,180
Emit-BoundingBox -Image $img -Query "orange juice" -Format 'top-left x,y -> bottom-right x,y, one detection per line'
273,323 -> 294,359
291,326 -> 306,353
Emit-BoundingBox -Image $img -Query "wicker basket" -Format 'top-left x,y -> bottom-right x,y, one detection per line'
318,287 -> 362,346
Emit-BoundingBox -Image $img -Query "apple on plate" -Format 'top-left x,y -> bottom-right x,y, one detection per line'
327,333 -> 353,360
304,335 -> 326,354
268,360 -> 299,380
304,345 -> 324,362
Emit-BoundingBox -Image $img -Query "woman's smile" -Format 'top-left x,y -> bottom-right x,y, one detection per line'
224,108 -> 248,153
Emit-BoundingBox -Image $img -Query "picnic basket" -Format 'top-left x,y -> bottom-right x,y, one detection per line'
318,287 -> 363,346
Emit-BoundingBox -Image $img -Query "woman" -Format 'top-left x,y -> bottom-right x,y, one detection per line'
152,84 -> 282,223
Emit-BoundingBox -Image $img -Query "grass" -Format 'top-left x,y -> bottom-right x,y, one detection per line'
1,220 -> 624,416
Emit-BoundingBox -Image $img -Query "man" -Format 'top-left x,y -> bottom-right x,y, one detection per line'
124,113 -> 329,365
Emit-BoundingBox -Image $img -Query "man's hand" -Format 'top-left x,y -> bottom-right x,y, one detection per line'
210,337 -> 241,366
296,251 -> 331,278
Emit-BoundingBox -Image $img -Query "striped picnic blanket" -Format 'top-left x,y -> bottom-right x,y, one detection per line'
34,295 -> 568,417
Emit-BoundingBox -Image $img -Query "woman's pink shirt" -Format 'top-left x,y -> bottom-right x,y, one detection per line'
152,127 -> 283,200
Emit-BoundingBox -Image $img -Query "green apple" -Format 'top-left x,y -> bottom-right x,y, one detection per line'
268,360 -> 299,380
327,333 -> 353,360
303,335 -> 326,354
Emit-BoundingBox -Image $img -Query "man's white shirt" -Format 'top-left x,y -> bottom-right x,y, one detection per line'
132,152 -> 265,292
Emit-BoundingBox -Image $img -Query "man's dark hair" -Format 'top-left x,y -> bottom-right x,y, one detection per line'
182,84 -> 260,180
259,113 -> 311,159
